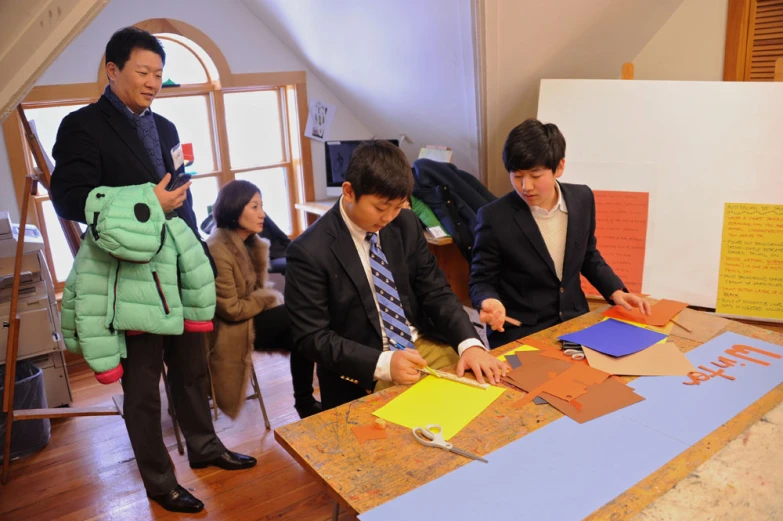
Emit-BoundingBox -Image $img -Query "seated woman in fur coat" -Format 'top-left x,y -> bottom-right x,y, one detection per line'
206,180 -> 321,419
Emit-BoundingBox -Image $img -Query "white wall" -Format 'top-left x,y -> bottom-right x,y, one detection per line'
482,0 -> 686,194
242,0 -> 480,178
633,0 -> 729,81
0,0 -> 371,208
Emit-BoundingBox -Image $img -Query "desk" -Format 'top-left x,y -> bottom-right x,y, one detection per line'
274,310 -> 783,519
296,198 -> 471,305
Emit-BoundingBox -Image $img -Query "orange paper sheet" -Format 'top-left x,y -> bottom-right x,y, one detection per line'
540,378 -> 645,424
581,191 -> 649,296
538,363 -> 611,401
505,352 -> 571,392
539,377 -> 588,401
602,299 -> 688,327
562,364 -> 611,387
511,356 -> 611,406
351,424 -> 388,444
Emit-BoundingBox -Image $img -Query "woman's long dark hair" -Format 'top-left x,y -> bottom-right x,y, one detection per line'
212,180 -> 261,229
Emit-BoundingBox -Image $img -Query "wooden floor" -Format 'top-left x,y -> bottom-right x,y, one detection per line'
0,352 -> 357,521
2,318 -> 782,520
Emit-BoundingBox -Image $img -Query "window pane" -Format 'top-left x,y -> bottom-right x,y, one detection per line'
153,96 -> 215,174
224,91 -> 284,169
25,104 -> 88,188
235,168 -> 291,234
157,33 -> 219,81
40,200 -> 84,282
158,38 -> 208,84
188,176 -> 219,238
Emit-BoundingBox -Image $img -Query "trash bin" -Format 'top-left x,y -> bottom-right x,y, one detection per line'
0,361 -> 51,461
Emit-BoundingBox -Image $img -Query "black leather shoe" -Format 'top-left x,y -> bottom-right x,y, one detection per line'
295,400 -> 323,419
149,485 -> 204,513
190,450 -> 257,470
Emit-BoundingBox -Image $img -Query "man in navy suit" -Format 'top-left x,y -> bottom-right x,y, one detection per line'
470,119 -> 651,348
285,141 -> 509,410
51,27 -> 254,514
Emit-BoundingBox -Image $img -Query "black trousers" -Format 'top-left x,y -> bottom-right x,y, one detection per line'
121,332 -> 225,496
253,305 -> 315,405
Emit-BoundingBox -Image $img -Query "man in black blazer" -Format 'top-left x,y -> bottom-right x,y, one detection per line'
470,119 -> 650,348
50,27 -> 254,514
285,141 -> 508,410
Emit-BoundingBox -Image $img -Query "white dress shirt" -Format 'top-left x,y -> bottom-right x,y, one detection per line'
338,197 -> 484,381
527,182 -> 569,281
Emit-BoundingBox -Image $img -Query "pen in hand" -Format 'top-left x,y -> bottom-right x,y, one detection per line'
390,340 -> 441,378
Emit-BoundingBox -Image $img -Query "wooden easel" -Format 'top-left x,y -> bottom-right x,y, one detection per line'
1,106 -> 121,484
623,58 -> 783,81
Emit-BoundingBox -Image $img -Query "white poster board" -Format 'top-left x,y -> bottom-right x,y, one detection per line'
538,79 -> 783,310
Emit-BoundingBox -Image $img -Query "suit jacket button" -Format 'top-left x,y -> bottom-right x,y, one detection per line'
559,311 -> 564,319
560,287 -> 564,293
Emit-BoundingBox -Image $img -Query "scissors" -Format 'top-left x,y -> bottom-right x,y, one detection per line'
561,341 -> 585,360
412,424 -> 488,463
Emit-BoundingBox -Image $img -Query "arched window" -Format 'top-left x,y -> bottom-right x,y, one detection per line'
4,19 -> 312,290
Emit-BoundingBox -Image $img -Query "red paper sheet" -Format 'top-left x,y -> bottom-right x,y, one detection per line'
603,299 -> 688,327
581,191 -> 649,296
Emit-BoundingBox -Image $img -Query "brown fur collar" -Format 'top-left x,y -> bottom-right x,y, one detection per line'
207,227 -> 269,291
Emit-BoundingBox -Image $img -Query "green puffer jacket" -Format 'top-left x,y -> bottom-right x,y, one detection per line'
60,183 -> 216,384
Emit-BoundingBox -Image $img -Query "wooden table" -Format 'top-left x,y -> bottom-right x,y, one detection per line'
275,311 -> 783,520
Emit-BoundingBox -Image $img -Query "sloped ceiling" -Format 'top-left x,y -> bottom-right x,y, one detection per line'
483,0 -> 686,192
241,0 -> 480,175
0,0 -> 108,122
244,0 -> 684,188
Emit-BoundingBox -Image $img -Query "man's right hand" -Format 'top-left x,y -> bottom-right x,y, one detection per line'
154,173 -> 191,213
390,349 -> 427,385
479,298 -> 506,332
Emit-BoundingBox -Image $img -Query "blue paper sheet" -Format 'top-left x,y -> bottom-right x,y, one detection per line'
361,413 -> 687,521
559,318 -> 667,356
617,331 -> 783,445
359,333 -> 783,521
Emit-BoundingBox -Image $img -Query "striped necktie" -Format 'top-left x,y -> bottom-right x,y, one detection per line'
366,232 -> 415,350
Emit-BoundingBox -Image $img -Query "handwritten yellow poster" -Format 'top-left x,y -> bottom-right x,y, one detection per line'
717,203 -> 783,320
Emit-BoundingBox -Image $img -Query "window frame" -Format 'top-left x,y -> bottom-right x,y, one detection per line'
2,18 -> 314,292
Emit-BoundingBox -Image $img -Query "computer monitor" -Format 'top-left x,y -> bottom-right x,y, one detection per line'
325,139 -> 400,192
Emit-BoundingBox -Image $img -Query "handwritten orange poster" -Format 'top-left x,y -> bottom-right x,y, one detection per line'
716,203 -> 783,321
581,191 -> 649,297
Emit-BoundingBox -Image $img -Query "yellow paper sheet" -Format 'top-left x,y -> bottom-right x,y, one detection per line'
373,376 -> 505,440
496,344 -> 538,361
603,316 -> 673,336
716,203 -> 783,321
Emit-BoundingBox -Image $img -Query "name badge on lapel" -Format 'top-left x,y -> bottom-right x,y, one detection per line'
171,143 -> 184,172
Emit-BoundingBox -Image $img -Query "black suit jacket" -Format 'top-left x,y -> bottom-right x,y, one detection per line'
50,95 -> 201,236
285,202 -> 478,409
470,183 -> 624,346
